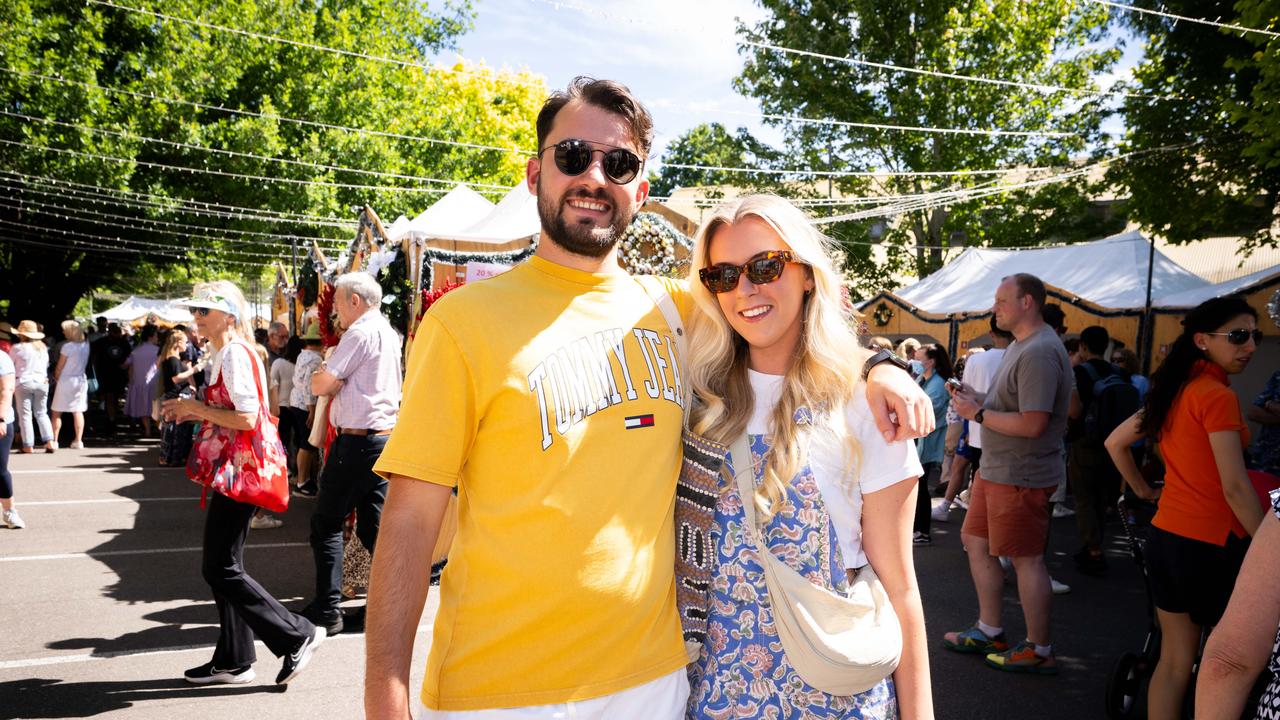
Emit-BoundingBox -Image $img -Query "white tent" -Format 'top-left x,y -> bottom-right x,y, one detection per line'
384,214 -> 412,243
95,296 -> 194,324
1155,265 -> 1280,309
891,231 -> 1211,313
446,183 -> 540,244
395,185 -> 496,241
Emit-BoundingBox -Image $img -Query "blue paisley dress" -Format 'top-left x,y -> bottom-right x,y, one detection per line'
687,432 -> 897,719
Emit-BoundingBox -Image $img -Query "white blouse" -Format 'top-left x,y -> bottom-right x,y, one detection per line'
209,341 -> 267,415
746,369 -> 923,568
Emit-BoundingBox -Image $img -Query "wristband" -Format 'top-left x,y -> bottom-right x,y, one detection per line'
862,349 -> 910,380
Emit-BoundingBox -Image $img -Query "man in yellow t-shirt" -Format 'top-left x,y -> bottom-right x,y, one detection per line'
365,78 -> 933,720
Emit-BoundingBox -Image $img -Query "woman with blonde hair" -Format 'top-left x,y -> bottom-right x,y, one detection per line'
11,320 -> 55,453
163,280 -> 323,686
51,320 -> 90,449
156,329 -> 201,467
685,195 -> 932,719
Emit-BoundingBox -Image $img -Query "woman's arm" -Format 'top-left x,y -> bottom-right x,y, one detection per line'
53,353 -> 67,383
161,396 -> 254,430
1195,510 -> 1280,718
1105,412 -> 1160,501
862,477 -> 933,720
1209,430 -> 1265,535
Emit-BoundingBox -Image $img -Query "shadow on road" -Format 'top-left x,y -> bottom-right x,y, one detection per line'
1,676 -> 286,718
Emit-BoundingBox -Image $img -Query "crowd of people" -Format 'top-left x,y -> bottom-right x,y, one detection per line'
3,75 -> 1279,719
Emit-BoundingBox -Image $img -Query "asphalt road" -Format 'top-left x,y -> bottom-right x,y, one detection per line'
1,440 -> 1148,719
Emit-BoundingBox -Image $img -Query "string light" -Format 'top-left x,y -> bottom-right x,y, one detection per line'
1087,0 -> 1280,39
0,221 -> 293,267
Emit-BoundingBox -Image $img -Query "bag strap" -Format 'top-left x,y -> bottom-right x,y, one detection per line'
729,433 -> 762,542
223,341 -> 269,419
634,275 -> 690,426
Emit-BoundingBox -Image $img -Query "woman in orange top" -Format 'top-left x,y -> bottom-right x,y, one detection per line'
1106,296 -> 1264,720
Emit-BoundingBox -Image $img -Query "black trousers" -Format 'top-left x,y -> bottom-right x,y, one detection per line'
1068,440 -> 1120,552
203,492 -> 313,667
309,433 -> 388,616
914,462 -> 941,535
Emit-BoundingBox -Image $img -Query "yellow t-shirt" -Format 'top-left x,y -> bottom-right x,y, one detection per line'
374,256 -> 692,711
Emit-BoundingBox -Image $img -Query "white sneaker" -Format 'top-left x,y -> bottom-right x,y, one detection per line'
1052,504 -> 1075,518
1051,577 -> 1071,595
931,503 -> 952,522
69,441 -> 84,449
250,514 -> 283,530
4,509 -> 26,529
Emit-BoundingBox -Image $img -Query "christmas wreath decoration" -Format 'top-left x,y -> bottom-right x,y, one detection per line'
618,212 -> 692,277
378,248 -> 413,333
872,301 -> 895,327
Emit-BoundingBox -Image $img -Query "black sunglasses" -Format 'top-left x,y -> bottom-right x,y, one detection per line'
1205,328 -> 1264,346
699,250 -> 798,294
540,139 -> 642,185
194,307 -> 212,317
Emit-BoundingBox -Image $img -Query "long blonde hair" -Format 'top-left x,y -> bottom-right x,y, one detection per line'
687,194 -> 871,517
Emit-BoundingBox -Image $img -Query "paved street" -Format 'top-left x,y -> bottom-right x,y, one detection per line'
1,442 -> 1148,719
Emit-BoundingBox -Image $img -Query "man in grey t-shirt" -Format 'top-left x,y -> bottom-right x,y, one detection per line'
943,273 -> 1073,676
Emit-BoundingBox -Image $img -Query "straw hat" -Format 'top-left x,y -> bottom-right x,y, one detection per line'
14,320 -> 44,340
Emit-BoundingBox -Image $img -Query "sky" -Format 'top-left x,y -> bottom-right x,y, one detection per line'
433,0 -> 1144,161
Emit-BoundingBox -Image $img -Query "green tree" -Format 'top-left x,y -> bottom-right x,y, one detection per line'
649,122 -> 782,197
1109,0 -> 1279,250
0,0 -> 545,323
736,0 -> 1123,292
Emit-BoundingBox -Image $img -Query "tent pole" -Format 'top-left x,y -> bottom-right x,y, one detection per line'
1141,234 -> 1156,374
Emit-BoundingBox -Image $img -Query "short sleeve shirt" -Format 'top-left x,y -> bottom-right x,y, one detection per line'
325,311 -> 402,430
209,342 -> 264,415
960,347 -> 1004,449
270,358 -> 295,410
290,348 -> 322,409
0,351 -> 14,423
1154,362 -> 1250,545
979,325 -> 1073,488
747,370 -> 922,568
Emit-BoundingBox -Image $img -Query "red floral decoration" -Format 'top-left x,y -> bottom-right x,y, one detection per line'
409,281 -> 463,340
317,283 -> 340,347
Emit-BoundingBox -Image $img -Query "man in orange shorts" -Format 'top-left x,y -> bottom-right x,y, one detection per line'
945,273 -> 1074,675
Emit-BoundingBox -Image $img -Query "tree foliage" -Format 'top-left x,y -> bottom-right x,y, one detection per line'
732,0 -> 1124,295
0,0 -> 546,323
1109,0 -> 1279,251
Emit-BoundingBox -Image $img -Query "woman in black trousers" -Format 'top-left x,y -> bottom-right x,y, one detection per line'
165,281 -> 324,686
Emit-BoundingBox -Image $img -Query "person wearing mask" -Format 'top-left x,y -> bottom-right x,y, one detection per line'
163,281 -> 324,686
913,343 -> 953,546
123,325 -> 161,437
50,320 -> 90,449
1105,296 -> 1263,720
685,195 -> 931,719
11,320 -> 55,454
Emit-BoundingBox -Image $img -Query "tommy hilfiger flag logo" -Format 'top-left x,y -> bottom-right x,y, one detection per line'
624,414 -> 655,430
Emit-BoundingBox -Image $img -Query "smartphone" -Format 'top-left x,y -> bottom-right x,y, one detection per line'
946,377 -> 964,392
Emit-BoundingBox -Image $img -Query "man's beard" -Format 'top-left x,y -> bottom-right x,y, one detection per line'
536,183 -> 631,259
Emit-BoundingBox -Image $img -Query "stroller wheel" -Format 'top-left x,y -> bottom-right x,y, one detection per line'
1105,652 -> 1147,719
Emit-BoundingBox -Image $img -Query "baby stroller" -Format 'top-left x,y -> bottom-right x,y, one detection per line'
1105,495 -> 1161,719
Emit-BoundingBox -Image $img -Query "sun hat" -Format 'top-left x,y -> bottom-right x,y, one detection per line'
300,321 -> 322,341
15,320 -> 45,340
175,290 -> 239,318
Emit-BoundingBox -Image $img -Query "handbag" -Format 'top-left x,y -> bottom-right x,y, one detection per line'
186,343 -> 291,513
85,358 -> 99,395
729,433 -> 902,696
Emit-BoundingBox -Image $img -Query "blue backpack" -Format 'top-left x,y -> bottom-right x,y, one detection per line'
1081,362 -> 1141,444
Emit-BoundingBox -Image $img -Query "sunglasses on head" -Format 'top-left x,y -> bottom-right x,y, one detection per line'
699,250 -> 798,294
1205,328 -> 1263,346
540,139 -> 642,185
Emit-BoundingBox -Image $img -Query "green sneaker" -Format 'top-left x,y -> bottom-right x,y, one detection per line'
985,640 -> 1059,675
943,626 -> 1009,655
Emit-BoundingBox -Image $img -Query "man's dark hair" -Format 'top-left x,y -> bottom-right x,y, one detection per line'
536,77 -> 654,158
1041,303 -> 1065,333
1004,273 -> 1048,311
988,315 -> 1014,341
1064,337 -> 1080,354
1080,325 -> 1109,356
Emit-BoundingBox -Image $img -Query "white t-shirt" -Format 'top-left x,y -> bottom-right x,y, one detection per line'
747,370 -> 922,569
208,341 -> 266,415
961,347 -> 1006,450
59,341 -> 90,378
10,342 -> 49,385
270,357 -> 296,411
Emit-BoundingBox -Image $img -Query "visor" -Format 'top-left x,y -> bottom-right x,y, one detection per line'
176,293 -> 238,318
